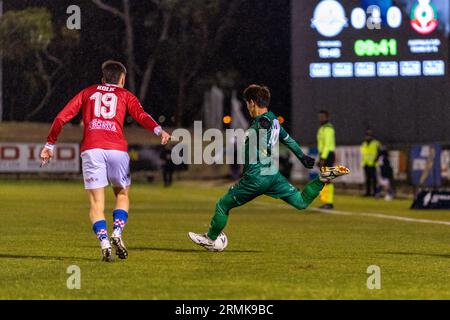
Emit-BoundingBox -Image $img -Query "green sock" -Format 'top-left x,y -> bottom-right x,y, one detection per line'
283,178 -> 325,210
208,211 -> 229,241
302,178 -> 325,203
207,192 -> 238,240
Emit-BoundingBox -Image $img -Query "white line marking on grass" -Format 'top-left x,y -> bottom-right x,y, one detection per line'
253,202 -> 450,227
312,209 -> 450,227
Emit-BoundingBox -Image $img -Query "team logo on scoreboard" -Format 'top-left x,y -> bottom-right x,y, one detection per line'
311,0 -> 348,38
410,0 -> 438,35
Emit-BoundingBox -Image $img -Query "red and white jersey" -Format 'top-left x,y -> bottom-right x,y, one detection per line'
46,84 -> 161,153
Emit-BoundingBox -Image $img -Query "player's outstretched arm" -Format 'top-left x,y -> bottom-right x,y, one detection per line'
40,91 -> 84,167
160,130 -> 171,145
279,125 -> 315,169
127,95 -> 171,145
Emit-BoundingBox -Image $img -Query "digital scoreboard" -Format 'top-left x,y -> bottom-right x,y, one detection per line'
306,0 -> 448,79
291,0 -> 450,145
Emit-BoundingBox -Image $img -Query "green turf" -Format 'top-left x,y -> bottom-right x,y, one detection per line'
1,179 -> 450,300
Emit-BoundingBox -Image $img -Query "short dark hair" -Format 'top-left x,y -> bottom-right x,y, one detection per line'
319,110 -> 329,117
102,60 -> 127,84
243,84 -> 271,108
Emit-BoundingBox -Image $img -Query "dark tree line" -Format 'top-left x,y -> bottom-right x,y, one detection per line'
0,0 -> 241,125
0,0 -> 291,127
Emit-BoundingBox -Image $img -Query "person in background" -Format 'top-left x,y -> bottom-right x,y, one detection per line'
279,153 -> 294,181
161,147 -> 175,187
376,148 -> 395,201
360,129 -> 381,197
317,110 -> 336,210
229,137 -> 241,181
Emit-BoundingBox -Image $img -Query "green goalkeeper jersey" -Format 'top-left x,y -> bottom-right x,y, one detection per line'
243,111 -> 305,178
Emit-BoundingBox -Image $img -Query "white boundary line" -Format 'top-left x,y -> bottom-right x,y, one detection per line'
312,208 -> 450,227
254,202 -> 450,227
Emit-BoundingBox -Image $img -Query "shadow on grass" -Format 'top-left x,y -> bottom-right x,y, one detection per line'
0,253 -> 98,262
129,247 -> 263,254
379,252 -> 450,259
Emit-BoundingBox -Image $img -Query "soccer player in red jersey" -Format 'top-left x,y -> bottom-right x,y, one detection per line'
40,60 -> 171,262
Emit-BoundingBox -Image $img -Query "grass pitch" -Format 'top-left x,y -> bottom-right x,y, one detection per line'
2,179 -> 450,300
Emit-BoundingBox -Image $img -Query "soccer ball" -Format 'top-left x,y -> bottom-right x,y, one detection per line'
212,232 -> 228,252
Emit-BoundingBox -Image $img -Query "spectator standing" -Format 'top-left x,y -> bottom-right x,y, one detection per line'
377,148 -> 395,201
317,110 -> 336,210
360,130 -> 381,197
161,147 -> 175,187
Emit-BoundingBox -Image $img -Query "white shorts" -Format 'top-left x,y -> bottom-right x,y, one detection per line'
81,149 -> 131,190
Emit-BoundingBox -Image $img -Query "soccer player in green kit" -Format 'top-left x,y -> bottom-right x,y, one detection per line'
189,85 -> 350,251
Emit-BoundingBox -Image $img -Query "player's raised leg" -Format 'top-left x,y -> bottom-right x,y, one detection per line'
111,187 -> 129,259
282,178 -> 325,210
88,188 -> 112,262
282,167 -> 350,211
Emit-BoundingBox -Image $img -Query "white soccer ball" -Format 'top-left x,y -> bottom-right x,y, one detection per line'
212,232 -> 228,252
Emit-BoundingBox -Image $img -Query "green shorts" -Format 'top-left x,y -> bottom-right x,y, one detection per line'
229,172 -> 298,205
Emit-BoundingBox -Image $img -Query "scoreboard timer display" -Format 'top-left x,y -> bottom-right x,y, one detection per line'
291,0 -> 450,145
300,0 -> 448,79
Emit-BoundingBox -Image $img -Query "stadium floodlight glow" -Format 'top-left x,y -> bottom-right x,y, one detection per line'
223,116 -> 232,125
